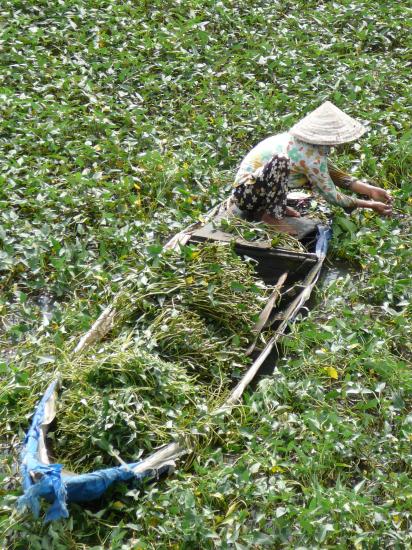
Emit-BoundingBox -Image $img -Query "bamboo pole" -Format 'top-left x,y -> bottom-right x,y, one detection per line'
74,305 -> 117,354
246,271 -> 288,355
222,257 -> 324,409
133,442 -> 184,474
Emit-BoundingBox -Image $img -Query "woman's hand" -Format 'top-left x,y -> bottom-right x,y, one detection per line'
350,181 -> 394,216
367,185 -> 393,204
349,180 -> 393,206
370,200 -> 393,217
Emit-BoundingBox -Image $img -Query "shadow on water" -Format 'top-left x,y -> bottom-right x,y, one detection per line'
249,259 -> 357,384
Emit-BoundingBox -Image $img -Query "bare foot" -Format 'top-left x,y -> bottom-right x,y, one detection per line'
285,206 -> 301,218
261,213 -> 298,235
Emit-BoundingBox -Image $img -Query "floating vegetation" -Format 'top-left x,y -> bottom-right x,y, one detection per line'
1,0 -> 412,546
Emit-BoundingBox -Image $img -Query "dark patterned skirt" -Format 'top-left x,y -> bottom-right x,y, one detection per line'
232,154 -> 290,220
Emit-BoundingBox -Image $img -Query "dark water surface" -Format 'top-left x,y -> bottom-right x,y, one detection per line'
252,259 -> 357,381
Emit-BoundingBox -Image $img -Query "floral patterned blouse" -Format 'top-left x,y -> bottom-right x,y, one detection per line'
234,132 -> 357,209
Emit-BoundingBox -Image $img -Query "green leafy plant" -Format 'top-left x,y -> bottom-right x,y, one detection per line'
1,0 -> 411,547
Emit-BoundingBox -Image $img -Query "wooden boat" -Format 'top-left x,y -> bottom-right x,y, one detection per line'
18,198 -> 332,521
187,200 -> 322,284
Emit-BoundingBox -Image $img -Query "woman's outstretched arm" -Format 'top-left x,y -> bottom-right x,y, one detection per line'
328,162 -> 393,216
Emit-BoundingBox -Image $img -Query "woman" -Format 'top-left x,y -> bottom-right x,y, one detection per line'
232,101 -> 393,234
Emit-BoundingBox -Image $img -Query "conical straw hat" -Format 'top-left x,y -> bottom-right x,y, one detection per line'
289,101 -> 367,145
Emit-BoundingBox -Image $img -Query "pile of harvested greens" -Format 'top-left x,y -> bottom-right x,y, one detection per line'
217,217 -> 307,251
50,242 -> 274,472
54,343 -> 203,471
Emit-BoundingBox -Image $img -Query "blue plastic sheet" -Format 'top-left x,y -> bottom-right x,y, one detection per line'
315,225 -> 333,260
18,379 -> 170,522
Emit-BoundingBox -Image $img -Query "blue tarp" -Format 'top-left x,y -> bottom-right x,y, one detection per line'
315,225 -> 332,260
18,379 -> 171,522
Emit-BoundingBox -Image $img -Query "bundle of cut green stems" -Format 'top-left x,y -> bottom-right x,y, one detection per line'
51,242 -> 275,471
218,217 -> 307,251
54,341 -> 204,470
118,241 -> 271,340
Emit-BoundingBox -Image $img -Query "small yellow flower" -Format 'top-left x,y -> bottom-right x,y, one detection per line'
393,514 -> 401,525
324,366 -> 339,379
